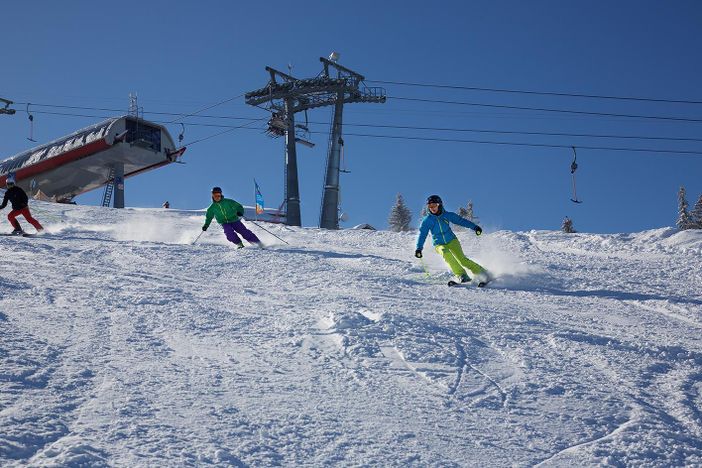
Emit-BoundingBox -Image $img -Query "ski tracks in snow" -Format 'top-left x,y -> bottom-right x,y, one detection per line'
308,290 -> 516,411
2,207 -> 702,466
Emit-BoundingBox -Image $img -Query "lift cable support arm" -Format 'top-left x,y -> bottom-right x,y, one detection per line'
0,97 -> 16,115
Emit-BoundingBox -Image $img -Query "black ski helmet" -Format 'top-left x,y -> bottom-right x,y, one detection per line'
211,186 -> 222,194
426,195 -> 442,205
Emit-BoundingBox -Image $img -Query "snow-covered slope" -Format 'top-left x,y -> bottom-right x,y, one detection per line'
1,202 -> 701,467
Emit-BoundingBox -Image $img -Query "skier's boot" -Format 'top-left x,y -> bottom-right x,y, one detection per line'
11,221 -> 22,235
459,273 -> 471,283
235,242 -> 245,249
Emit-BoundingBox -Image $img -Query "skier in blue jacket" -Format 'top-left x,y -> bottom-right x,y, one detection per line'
415,195 -> 489,286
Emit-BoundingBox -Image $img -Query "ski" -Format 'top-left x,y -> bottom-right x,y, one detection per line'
447,278 -> 492,288
0,232 -> 36,237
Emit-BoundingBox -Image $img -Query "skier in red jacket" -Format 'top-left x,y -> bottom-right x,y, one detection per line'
0,176 -> 44,234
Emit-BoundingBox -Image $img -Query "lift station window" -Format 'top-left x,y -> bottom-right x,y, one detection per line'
125,119 -> 162,152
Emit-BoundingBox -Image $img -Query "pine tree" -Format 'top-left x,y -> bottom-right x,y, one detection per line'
456,201 -> 478,230
456,208 -> 468,230
561,216 -> 576,233
467,201 -> 478,224
690,194 -> 702,229
388,193 -> 412,232
677,186 -> 694,230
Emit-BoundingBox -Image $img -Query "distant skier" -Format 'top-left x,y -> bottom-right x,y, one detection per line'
0,176 -> 44,234
202,186 -> 263,249
415,195 -> 488,286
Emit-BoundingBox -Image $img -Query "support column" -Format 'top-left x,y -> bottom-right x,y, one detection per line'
113,162 -> 125,208
319,94 -> 344,229
284,99 -> 301,226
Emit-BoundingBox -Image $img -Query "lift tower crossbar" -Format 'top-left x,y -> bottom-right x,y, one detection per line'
1,97 -> 16,115
245,57 -> 386,228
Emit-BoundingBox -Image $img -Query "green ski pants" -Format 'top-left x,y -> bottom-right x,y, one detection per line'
435,238 -> 485,277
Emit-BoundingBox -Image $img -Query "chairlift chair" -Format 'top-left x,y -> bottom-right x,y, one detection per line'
570,146 -> 582,204
26,104 -> 36,142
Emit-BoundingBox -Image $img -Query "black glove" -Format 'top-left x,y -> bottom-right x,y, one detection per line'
475,226 -> 482,236
414,249 -> 423,258
236,211 -> 243,217
202,226 -> 208,232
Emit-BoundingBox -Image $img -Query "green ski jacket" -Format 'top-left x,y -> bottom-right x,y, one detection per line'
203,198 -> 245,230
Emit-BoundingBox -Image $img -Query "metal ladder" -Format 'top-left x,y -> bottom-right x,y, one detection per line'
101,166 -> 115,207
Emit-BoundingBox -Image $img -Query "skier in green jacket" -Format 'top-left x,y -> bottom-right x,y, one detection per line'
202,186 -> 263,249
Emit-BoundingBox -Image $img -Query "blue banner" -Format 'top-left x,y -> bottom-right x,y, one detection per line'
255,179 -> 264,215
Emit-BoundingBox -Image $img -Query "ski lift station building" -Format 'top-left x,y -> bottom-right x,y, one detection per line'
0,116 -> 185,206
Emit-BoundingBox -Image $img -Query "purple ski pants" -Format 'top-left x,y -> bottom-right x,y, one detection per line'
222,220 -> 260,245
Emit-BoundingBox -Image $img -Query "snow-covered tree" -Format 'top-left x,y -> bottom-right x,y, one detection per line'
468,201 -> 477,223
388,193 -> 412,232
690,194 -> 702,229
677,186 -> 694,230
457,201 -> 479,227
561,216 -> 576,233
419,206 -> 428,218
453,200 -> 478,231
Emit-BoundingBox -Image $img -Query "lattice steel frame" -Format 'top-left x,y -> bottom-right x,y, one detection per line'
245,57 -> 386,228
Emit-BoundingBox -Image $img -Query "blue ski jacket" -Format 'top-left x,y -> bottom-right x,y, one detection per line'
416,209 -> 479,249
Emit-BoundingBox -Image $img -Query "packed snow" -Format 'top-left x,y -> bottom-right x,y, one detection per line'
1,201 -> 701,467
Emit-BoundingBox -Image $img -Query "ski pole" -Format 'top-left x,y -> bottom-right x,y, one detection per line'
191,230 -> 205,245
248,220 -> 289,245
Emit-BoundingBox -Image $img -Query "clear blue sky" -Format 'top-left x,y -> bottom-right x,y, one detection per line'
2,1 -> 702,233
